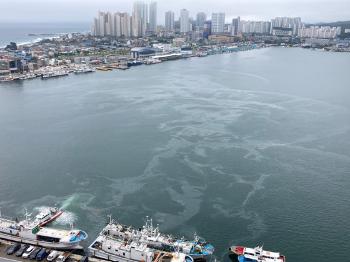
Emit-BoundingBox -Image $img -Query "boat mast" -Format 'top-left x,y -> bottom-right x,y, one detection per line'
107,214 -> 113,225
24,209 -> 32,221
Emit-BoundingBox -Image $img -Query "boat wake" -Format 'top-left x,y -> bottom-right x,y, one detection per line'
54,211 -> 77,226
33,205 -> 76,226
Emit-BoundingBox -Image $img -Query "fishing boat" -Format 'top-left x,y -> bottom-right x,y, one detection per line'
90,216 -> 214,260
229,245 -> 286,262
0,210 -> 87,250
41,71 -> 69,79
34,207 -> 63,227
74,67 -> 95,74
89,217 -> 194,262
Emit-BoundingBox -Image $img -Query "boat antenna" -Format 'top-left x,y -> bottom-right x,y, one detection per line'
194,232 -> 199,242
107,214 -> 112,225
24,208 -> 32,221
156,223 -> 159,235
175,244 -> 180,255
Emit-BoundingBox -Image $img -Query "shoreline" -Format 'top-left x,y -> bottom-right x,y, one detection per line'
1,31 -> 349,83
0,43 -> 263,83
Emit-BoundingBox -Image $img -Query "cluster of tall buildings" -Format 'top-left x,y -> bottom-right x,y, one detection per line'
271,17 -> 303,35
92,1 -> 157,38
92,2 -> 341,40
298,26 -> 341,39
238,20 -> 271,35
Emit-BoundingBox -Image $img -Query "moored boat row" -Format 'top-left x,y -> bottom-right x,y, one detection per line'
0,209 -> 285,262
88,216 -> 214,262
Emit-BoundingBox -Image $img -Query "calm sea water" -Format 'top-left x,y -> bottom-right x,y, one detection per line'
0,48 -> 349,262
0,22 -> 90,47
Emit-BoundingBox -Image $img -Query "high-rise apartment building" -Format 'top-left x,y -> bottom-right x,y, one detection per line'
105,12 -> 113,36
148,2 -> 157,33
211,13 -> 225,34
165,11 -> 175,32
98,11 -> 106,36
120,13 -> 131,37
132,1 -> 148,37
231,17 -> 240,36
298,26 -> 341,39
180,9 -> 190,33
196,12 -> 207,28
240,20 -> 271,34
271,17 -> 302,35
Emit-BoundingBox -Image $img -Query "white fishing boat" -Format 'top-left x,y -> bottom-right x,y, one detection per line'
34,207 -> 63,227
229,245 -> 286,262
0,210 -> 87,250
89,216 -> 213,261
89,232 -> 194,262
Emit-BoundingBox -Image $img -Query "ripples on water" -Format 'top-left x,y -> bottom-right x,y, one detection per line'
0,48 -> 349,262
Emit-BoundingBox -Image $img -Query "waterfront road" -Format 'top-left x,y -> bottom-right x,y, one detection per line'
0,257 -> 20,262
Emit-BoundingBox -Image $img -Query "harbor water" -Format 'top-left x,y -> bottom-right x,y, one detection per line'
0,47 -> 349,261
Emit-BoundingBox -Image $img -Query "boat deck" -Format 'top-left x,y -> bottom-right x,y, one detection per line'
0,220 -> 15,228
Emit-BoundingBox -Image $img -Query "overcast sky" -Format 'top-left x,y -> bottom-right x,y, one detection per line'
1,0 -> 349,24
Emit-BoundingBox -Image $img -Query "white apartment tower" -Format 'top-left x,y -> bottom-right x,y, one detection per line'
165,11 -> 175,32
121,13 -> 131,37
180,9 -> 190,33
211,13 -> 225,34
196,12 -> 207,28
132,1 -> 148,37
98,11 -> 106,36
148,1 -> 157,33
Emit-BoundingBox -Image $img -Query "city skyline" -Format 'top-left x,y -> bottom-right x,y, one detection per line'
0,0 -> 349,23
91,2 -> 341,40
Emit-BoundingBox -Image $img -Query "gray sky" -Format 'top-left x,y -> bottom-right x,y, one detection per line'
1,0 -> 349,23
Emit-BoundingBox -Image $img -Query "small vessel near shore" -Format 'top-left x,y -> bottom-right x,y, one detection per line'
89,216 -> 214,262
41,71 -> 69,79
127,60 -> 143,67
229,245 -> 286,262
34,207 -> 63,227
0,209 -> 87,250
144,58 -> 162,65
19,73 -> 37,80
96,66 -> 113,71
74,67 -> 95,74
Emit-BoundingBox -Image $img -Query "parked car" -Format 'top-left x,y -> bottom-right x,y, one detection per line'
36,248 -> 48,261
22,245 -> 35,259
80,256 -> 88,262
47,250 -> 60,262
6,243 -> 21,255
16,244 -> 29,257
29,247 -> 42,260
56,252 -> 70,262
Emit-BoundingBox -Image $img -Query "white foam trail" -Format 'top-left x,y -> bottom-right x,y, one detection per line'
54,211 -> 77,226
31,205 -> 76,226
242,174 -> 270,207
232,72 -> 270,83
33,206 -> 51,215
60,194 -> 77,210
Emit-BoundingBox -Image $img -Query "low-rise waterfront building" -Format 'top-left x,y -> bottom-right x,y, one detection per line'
208,35 -> 235,43
130,47 -> 158,59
